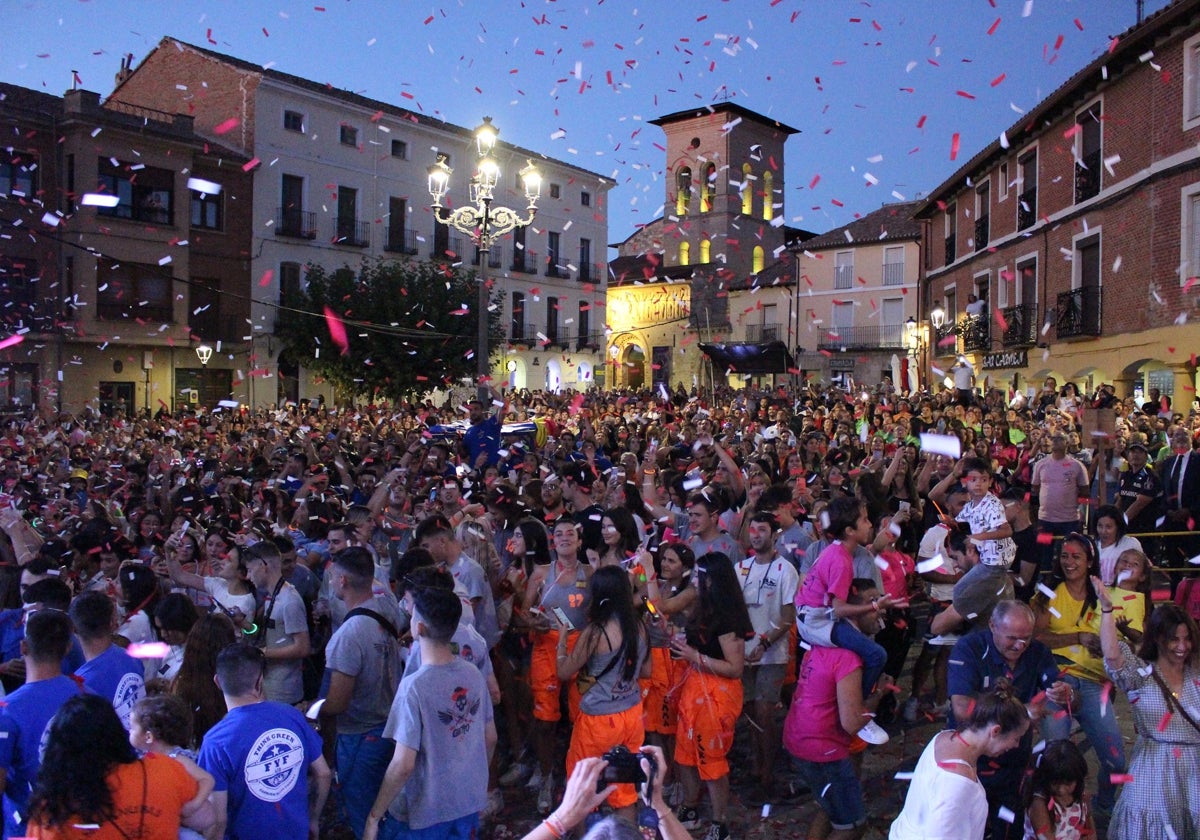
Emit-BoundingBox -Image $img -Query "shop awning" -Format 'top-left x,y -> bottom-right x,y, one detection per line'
699,341 -> 796,375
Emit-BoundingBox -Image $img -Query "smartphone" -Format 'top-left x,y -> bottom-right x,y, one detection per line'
899,501 -> 911,514
551,606 -> 575,630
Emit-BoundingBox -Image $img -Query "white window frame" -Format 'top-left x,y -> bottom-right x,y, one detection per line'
1015,252 -> 1038,307
1184,32 -> 1200,131
973,270 -> 991,310
831,300 -> 855,329
834,250 -> 854,289
1071,227 -> 1103,291
997,161 -> 1009,201
996,264 -> 1010,309
1179,181 -> 1200,288
882,245 -> 904,286
1074,96 -> 1104,196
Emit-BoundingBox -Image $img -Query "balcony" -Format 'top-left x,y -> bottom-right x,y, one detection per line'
430,235 -> 464,261
511,252 -> 536,274
745,323 -> 782,343
384,228 -> 418,255
974,214 -> 989,250
944,234 -> 956,266
961,315 -> 990,352
575,332 -> 600,351
578,262 -> 607,283
1074,150 -> 1102,204
276,207 -> 316,239
834,265 -> 854,289
816,324 -> 906,351
1000,304 -> 1038,347
335,218 -> 370,247
1056,286 -> 1101,339
546,263 -> 565,278
1017,188 -> 1037,231
882,261 -> 904,286
933,323 -> 960,356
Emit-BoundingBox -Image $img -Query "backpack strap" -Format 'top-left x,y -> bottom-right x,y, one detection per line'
344,607 -> 400,640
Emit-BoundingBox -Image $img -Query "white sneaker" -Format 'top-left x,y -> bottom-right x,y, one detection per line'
927,633 -> 961,647
537,774 -> 555,815
857,720 -> 890,745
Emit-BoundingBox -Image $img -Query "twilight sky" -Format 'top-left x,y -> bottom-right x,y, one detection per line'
5,0 -> 1170,252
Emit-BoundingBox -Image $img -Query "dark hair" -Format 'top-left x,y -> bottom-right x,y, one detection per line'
1092,504 -> 1127,540
24,609 -> 73,663
957,679 -> 1028,736
513,519 -> 552,577
411,586 -> 461,643
119,563 -> 161,617
133,694 -> 193,749
748,510 -> 780,531
171,612 -> 236,742
332,546 -> 374,589
403,564 -> 454,595
960,456 -> 993,478
1036,533 -> 1101,618
154,593 -> 199,636
242,540 -> 281,568
215,642 -> 267,696
413,514 -> 454,545
69,590 -> 116,640
846,578 -> 880,605
27,695 -> 138,829
685,490 -> 722,515
1025,739 -> 1087,809
1139,603 -> 1200,668
602,507 -> 641,556
823,496 -> 864,541
22,577 -> 72,611
688,552 -> 753,646
585,566 -> 644,683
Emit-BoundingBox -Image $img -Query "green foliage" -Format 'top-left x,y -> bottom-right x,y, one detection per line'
274,257 -> 500,399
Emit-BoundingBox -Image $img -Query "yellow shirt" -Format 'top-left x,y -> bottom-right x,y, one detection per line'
1045,582 -> 1145,683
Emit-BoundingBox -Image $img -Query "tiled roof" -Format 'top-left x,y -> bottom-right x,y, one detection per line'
794,201 -> 922,250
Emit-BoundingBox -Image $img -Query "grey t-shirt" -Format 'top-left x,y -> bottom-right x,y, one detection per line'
324,602 -> 404,734
952,563 -> 1014,632
403,620 -> 493,681
579,631 -> 647,717
383,657 -> 494,829
262,582 -> 308,704
449,554 -> 501,650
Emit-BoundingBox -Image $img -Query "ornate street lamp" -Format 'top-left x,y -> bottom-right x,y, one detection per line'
929,304 -> 946,331
195,343 -> 213,366
428,117 -> 541,401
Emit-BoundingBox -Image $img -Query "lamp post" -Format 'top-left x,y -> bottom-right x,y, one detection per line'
428,117 -> 541,402
195,343 -> 213,366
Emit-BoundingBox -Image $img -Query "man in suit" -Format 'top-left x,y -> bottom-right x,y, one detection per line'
1158,427 -> 1200,573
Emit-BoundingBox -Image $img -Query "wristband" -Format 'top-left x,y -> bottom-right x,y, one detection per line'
758,633 -> 770,648
544,814 -> 567,839
1101,608 -> 1113,614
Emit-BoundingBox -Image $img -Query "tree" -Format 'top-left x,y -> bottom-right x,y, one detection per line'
274,257 -> 500,400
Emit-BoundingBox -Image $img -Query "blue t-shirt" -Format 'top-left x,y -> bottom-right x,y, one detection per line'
199,702 -> 323,840
0,613 -> 86,676
0,675 -> 85,837
75,645 -> 146,729
463,414 -> 502,467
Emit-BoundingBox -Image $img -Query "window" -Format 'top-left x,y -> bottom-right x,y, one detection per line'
741,163 -> 753,215
831,301 -> 854,329
579,238 -> 592,280
944,202 -> 957,265
974,181 -> 990,249
1018,149 -> 1038,231
96,158 -> 174,225
340,124 -> 359,146
1181,183 -> 1200,288
676,168 -> 692,216
284,110 -> 304,132
546,297 -> 559,341
190,190 -> 223,230
386,197 -> 412,253
96,258 -> 172,323
549,183 -> 561,200
752,245 -> 765,274
998,161 -> 1009,200
0,364 -> 35,408
511,292 -> 525,341
882,298 -> 904,345
577,300 -> 590,347
679,241 -> 690,265
1184,33 -> 1200,130
762,171 -> 774,221
336,186 -> 366,246
1074,101 -> 1102,203
0,150 -> 37,198
390,139 -> 408,159
278,173 -> 313,238
0,255 -> 38,307
1059,233 -> 1101,338
190,278 -> 221,341
883,246 -> 904,285
581,191 -> 591,207
547,231 -> 561,277
834,251 -> 853,289
279,262 -> 302,309
512,226 -> 528,272
701,162 -> 717,213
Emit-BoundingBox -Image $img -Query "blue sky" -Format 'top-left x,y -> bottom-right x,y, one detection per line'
5,0 -> 1170,252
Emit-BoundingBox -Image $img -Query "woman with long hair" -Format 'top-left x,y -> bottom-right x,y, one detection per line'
1032,532 -> 1129,814
1093,504 -> 1143,586
889,683 -> 1031,839
1096,597 -> 1200,838
169,612 -> 237,744
555,566 -> 649,821
25,694 -> 209,839
669,552 -> 753,840
114,563 -> 161,649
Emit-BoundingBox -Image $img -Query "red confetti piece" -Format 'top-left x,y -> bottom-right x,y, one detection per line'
956,90 -> 976,100
1074,18 -> 1084,31
323,306 -> 350,355
990,74 -> 1006,87
1036,531 -> 1054,545
993,308 -> 1008,332
916,115 -> 927,129
242,158 -> 261,172
1109,773 -> 1134,784
987,18 -> 1001,35
950,133 -> 961,160
1158,710 -> 1172,732
258,269 -> 273,288
423,15 -> 434,24
810,174 -> 821,189
214,118 -> 239,135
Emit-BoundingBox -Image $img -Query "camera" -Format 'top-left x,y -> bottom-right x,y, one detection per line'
597,745 -> 655,793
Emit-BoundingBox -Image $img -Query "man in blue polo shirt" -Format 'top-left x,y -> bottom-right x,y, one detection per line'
69,590 -> 145,729
0,609 -> 83,839
947,600 -> 1074,840
200,642 -> 331,840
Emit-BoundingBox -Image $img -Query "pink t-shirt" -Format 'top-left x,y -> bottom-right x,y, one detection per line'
877,548 -> 914,602
783,646 -> 861,762
1032,455 -> 1088,523
796,541 -> 853,609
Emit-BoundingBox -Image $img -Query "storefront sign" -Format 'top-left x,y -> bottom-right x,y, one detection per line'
828,357 -> 856,371
982,349 -> 1027,370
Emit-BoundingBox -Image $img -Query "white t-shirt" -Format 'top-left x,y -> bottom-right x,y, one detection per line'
736,555 -> 799,667
203,577 -> 257,618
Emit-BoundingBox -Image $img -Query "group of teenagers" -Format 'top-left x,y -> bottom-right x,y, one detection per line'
0,377 -> 1196,840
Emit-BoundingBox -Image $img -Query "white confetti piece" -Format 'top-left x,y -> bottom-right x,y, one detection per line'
1037,583 -> 1056,600
999,806 -> 1016,824
917,555 -> 945,574
919,433 -> 961,459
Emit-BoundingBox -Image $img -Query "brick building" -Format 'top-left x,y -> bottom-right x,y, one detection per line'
109,38 -> 611,399
0,82 -> 252,415
914,0 -> 1200,405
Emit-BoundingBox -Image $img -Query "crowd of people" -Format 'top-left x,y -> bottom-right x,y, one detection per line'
0,373 -> 1197,840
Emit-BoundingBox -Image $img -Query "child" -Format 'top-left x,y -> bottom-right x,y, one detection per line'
1024,739 -> 1094,840
793,496 -> 906,744
129,695 -> 216,840
1110,548 -> 1151,646
940,456 -> 1016,569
